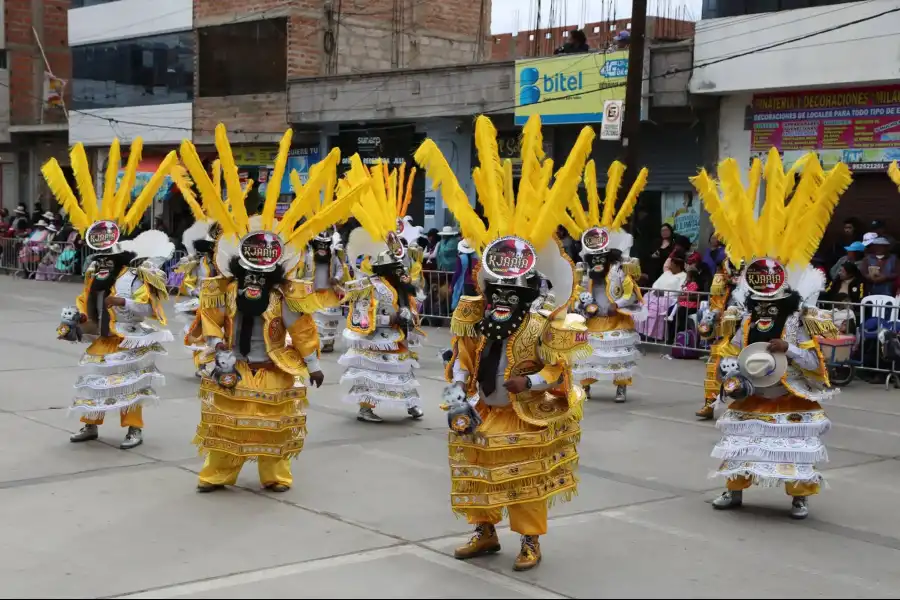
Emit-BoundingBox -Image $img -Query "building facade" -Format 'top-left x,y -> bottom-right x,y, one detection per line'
1,0 -> 70,214
691,0 -> 900,243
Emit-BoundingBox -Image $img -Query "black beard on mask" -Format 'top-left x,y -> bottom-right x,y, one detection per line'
311,239 -> 332,264
586,249 -> 621,282
478,283 -> 539,340
373,262 -> 416,304
87,251 -> 136,335
746,291 -> 801,344
230,257 -> 285,356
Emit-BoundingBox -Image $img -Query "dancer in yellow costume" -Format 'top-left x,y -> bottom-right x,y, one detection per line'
691,148 -> 850,519
566,160 -> 648,403
337,158 -> 426,423
415,115 -> 593,571
180,125 -> 366,492
695,259 -> 744,419
42,139 -> 177,449
171,164 -> 223,377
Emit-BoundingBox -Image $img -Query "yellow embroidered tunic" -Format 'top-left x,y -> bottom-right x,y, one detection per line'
193,276 -> 322,462
446,297 -> 590,518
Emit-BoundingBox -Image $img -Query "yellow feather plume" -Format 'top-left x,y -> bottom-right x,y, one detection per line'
123,151 -> 177,233
601,161 -> 625,227
179,140 -> 238,240
261,129 -> 293,232
584,160 -> 601,227
414,139 -> 488,250
889,161 -> 900,191
784,162 -> 852,268
214,124 -> 249,235
100,139 -> 121,220
169,163 -> 205,222
211,159 -> 222,200
114,139 -> 143,223
41,159 -> 91,234
277,148 -> 341,236
288,174 -> 368,249
401,166 -> 416,218
690,169 -> 747,264
717,158 -> 757,258
567,190 -> 589,231
69,144 -> 99,224
474,116 -> 507,238
611,167 -> 648,230
759,149 -> 787,256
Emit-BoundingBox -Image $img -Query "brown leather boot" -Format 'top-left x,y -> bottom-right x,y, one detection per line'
695,402 -> 714,420
513,535 -> 541,571
454,523 -> 501,559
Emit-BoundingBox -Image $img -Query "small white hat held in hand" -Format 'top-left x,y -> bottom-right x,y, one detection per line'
737,342 -> 788,388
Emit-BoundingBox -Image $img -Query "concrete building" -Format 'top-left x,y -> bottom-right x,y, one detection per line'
0,0 -> 70,214
691,0 -> 900,242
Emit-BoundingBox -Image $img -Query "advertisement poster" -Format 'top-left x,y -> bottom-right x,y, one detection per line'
661,191 -> 700,245
231,146 -> 321,216
751,85 -> 900,171
514,50 -> 628,126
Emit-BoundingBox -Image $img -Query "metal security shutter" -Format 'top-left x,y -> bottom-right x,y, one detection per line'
553,122 -> 704,191
826,174 -> 899,244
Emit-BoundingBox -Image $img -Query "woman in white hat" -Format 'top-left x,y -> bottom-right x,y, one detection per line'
691,148 -> 851,520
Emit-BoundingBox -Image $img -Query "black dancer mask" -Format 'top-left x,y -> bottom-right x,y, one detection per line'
87,251 -> 136,336
230,257 -> 285,356
373,261 -> 416,302
194,239 -> 215,255
585,249 -> 622,282
478,282 -> 540,341
746,291 -> 801,344
311,237 -> 332,265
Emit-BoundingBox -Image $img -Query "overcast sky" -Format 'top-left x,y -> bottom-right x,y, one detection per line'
491,0 -> 704,34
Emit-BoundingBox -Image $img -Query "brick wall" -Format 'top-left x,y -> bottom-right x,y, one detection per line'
490,16 -> 695,60
193,0 -> 491,131
5,0 -> 70,126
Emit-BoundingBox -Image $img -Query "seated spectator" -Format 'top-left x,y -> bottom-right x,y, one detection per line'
667,260 -> 698,344
554,29 -> 590,55
701,233 -> 726,275
830,241 -> 865,280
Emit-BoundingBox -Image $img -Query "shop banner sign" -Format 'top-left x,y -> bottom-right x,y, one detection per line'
662,192 -> 700,245
751,85 -> 900,171
514,50 -> 628,126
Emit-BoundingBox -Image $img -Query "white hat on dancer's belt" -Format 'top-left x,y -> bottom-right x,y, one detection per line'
737,342 -> 788,388
437,225 -> 458,236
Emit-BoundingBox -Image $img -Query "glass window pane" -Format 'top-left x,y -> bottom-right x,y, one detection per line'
71,31 -> 194,110
197,18 -> 288,97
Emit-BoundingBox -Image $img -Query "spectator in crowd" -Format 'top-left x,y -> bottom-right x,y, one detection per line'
0,207 -> 8,225
646,223 -> 675,284
826,217 -> 863,265
436,226 -> 460,272
687,250 -> 712,291
668,262 -> 699,345
422,227 -> 440,270
701,233 -> 726,275
30,206 -> 44,226
869,219 -> 894,246
830,241 -> 865,280
826,261 -> 865,305
554,29 -> 590,55
451,239 -> 479,311
12,203 -> 29,231
862,237 -> 897,295
672,234 -> 692,256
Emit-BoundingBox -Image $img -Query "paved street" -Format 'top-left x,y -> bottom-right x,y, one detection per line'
3,276 -> 900,598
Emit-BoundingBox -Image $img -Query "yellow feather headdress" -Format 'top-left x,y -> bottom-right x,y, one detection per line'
41,138 -> 177,237
179,124 -> 367,276
690,148 -> 852,300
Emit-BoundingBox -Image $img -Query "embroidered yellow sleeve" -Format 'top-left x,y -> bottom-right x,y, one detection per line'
199,277 -> 230,339
450,296 -> 484,337
75,276 -> 92,315
538,314 -> 591,366
281,279 -> 320,315
287,313 -> 320,359
446,336 -> 479,384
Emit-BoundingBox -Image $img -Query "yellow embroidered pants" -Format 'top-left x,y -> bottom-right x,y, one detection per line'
198,452 -> 293,487
82,406 -> 144,428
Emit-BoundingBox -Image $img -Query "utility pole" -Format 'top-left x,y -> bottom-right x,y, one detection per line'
619,0 -> 647,196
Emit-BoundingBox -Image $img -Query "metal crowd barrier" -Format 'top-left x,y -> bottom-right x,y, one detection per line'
417,269 -> 456,326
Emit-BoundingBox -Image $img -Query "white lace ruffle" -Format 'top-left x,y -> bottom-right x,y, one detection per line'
577,346 -> 641,366
342,328 -> 402,351
586,329 -> 641,349
572,364 -> 635,381
78,343 -> 168,374
118,329 -> 175,348
712,460 -> 826,487
340,367 -> 419,391
345,385 -> 421,409
337,348 -> 419,374
711,434 -> 828,464
174,298 -> 199,314
70,389 -> 159,417
717,410 -> 832,438
73,367 -> 165,400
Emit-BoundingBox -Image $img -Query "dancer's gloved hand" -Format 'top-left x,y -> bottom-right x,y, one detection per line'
308,370 -> 324,388
503,376 -> 531,394
211,348 -> 240,389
